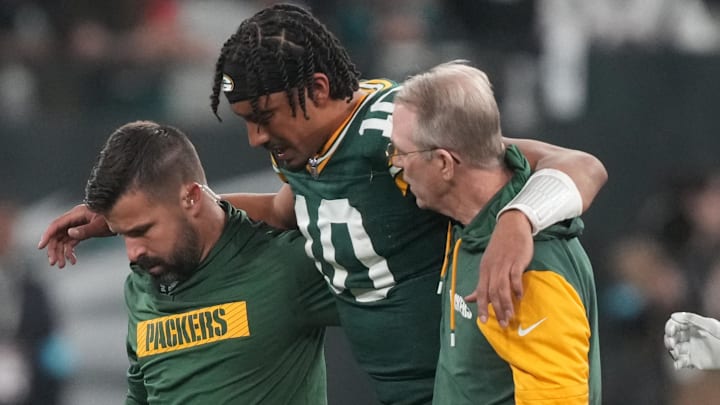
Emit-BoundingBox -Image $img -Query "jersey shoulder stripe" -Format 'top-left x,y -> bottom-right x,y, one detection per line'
271,78 -> 399,179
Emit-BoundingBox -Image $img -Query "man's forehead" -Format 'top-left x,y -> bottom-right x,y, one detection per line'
231,92 -> 287,114
390,105 -> 415,141
106,191 -> 154,223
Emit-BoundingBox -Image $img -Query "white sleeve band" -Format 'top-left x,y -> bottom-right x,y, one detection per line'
497,168 -> 583,235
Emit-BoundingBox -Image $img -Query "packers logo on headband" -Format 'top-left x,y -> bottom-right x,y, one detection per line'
222,74 -> 235,92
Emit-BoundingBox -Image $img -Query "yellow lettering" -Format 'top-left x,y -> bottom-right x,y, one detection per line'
136,302 -> 249,358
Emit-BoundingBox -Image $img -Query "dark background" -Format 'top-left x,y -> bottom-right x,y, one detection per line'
3,0 -> 720,404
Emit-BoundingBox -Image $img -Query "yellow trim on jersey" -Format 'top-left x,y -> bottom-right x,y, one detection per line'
270,79 -> 396,182
390,169 -> 410,195
305,91 -> 370,176
302,79 -> 395,177
361,79 -> 395,91
477,270 -> 590,404
270,155 -> 289,183
365,79 -> 407,194
136,302 -> 250,358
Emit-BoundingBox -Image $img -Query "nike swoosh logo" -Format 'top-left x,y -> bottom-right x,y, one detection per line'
518,318 -> 547,337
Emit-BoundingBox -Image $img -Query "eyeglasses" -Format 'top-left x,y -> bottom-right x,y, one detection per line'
385,142 -> 437,165
385,142 -> 461,165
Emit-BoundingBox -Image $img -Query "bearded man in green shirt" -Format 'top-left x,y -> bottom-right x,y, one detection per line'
82,120 -> 338,405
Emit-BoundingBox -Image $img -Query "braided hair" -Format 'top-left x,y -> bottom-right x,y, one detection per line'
210,3 -> 361,121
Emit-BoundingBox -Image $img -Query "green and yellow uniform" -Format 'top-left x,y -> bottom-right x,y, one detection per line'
433,145 -> 601,405
125,202 -> 338,405
275,80 -> 446,404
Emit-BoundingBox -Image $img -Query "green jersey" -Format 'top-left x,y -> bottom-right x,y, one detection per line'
277,79 -> 447,304
433,146 -> 602,405
274,80 -> 446,404
124,202 -> 338,405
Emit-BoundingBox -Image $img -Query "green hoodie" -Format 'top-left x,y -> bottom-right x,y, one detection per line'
432,145 -> 601,405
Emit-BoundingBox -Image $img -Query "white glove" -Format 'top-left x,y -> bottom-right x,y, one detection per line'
664,311 -> 720,370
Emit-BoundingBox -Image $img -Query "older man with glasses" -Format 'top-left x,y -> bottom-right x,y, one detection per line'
390,60 -> 602,405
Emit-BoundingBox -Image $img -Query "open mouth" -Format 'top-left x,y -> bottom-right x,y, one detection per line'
271,146 -> 289,160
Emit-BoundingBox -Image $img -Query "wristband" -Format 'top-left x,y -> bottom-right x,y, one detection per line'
497,168 -> 582,235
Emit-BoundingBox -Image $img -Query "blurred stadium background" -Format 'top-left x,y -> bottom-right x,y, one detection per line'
2,0 -> 720,404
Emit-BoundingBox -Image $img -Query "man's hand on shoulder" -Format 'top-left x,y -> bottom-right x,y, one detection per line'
465,210 -> 532,328
38,204 -> 114,268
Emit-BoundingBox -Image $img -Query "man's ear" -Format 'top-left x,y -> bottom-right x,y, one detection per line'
309,73 -> 331,106
182,183 -> 202,210
437,150 -> 457,181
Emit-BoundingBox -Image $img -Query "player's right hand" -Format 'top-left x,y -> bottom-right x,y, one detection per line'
37,203 -> 114,268
465,210 -> 532,328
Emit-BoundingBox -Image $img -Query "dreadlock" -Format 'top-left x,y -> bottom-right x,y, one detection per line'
210,3 -> 361,121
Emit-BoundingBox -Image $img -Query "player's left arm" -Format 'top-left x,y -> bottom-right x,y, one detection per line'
509,137 -> 607,213
466,137 -> 607,328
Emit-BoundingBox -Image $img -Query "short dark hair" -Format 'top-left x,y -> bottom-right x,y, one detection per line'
210,3 -> 360,120
85,121 -> 206,214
